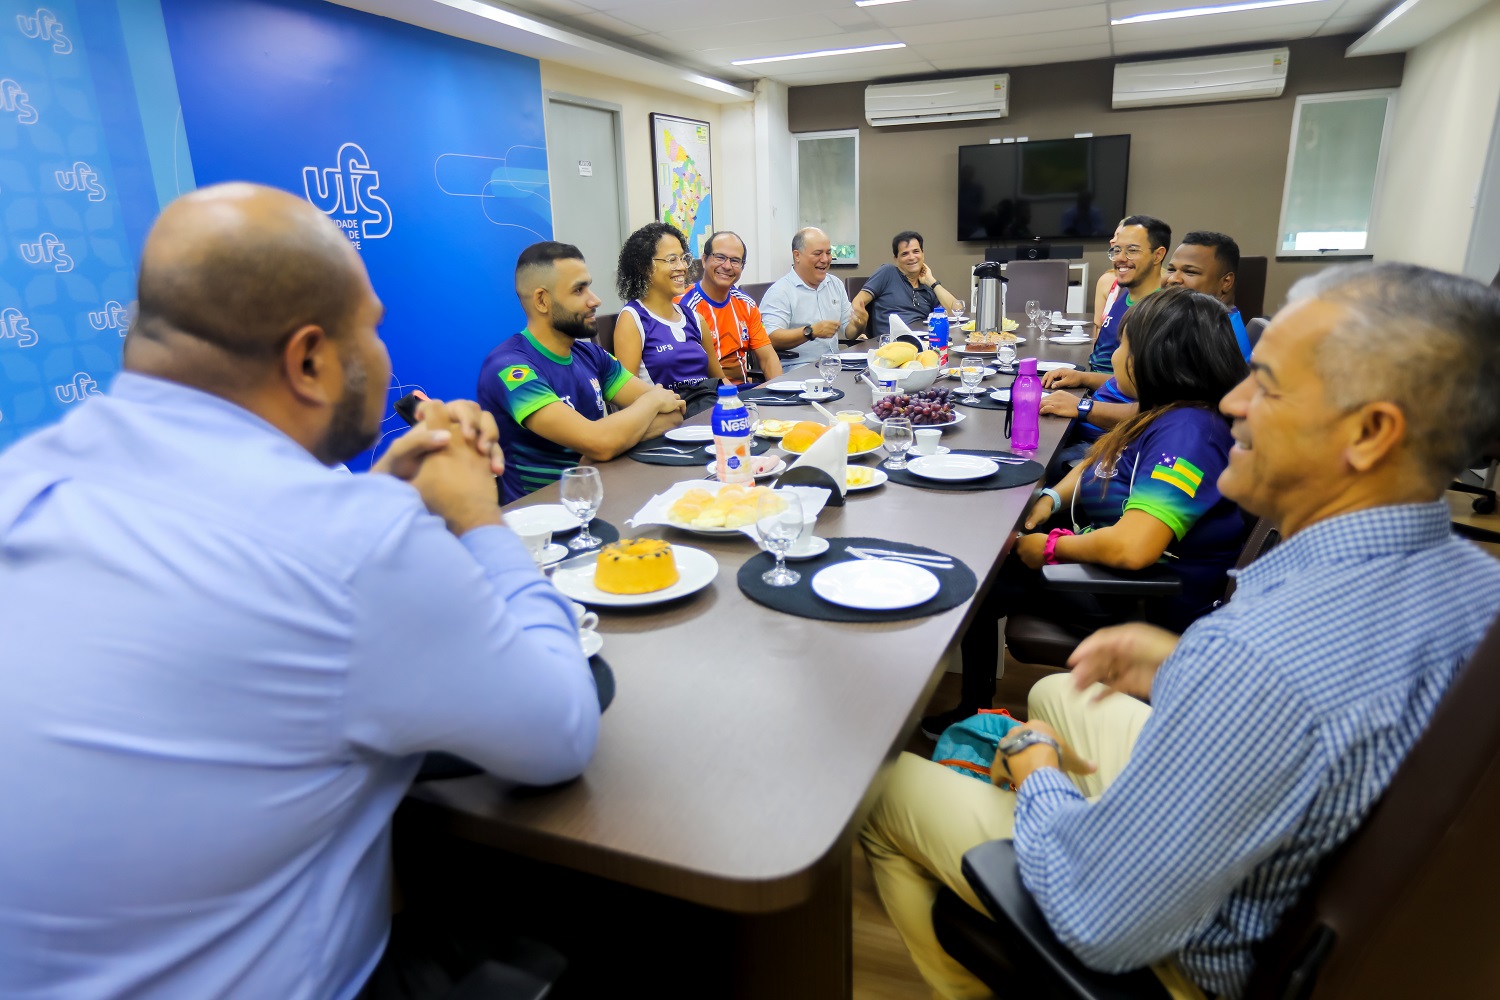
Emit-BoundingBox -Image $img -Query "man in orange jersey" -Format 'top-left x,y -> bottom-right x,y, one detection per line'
678,231 -> 782,386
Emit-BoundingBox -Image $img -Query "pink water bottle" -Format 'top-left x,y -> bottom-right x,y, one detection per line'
1010,357 -> 1041,452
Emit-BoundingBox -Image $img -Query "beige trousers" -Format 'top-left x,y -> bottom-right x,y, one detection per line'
859,674 -> 1199,1000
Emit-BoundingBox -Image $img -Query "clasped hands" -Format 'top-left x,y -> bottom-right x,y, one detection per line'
372,398 -> 505,536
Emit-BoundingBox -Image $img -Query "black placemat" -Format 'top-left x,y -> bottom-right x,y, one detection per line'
880,450 -> 1043,492
413,655 -> 615,781
737,537 -> 977,623
739,387 -> 847,407
626,435 -> 771,466
554,518 -> 620,545
954,392 -> 1009,410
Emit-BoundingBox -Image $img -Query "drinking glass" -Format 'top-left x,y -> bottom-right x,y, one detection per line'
559,466 -> 604,550
960,363 -> 984,402
817,352 -> 841,391
743,401 -> 761,439
996,342 -> 1018,373
949,298 -> 966,324
1035,312 -> 1052,342
883,416 -> 914,470
757,490 -> 804,587
1025,299 -> 1040,331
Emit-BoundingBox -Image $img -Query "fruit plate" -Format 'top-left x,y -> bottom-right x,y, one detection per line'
553,545 -> 719,608
844,467 -> 889,492
781,440 -> 886,459
865,410 -> 967,431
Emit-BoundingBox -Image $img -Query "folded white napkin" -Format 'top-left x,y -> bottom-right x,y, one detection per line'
889,314 -> 915,339
788,420 -> 850,496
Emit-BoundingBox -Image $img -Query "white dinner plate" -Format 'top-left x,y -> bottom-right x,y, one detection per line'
704,457 -> 787,481
784,535 -> 831,560
844,467 -> 889,492
990,389 -> 1011,404
1035,361 -> 1078,373
765,381 -> 806,393
840,352 -> 869,365
506,504 -> 584,535
906,453 -> 1000,482
866,410 -> 966,430
665,425 -> 715,442
553,545 -> 719,607
1047,334 -> 1092,344
537,542 -> 569,566
812,559 -> 941,611
579,629 -> 603,658
941,366 -> 997,379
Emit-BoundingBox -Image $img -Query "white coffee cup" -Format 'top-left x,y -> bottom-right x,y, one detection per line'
803,376 -> 829,396
786,512 -> 820,555
506,508 -> 556,563
913,428 -> 942,456
569,600 -> 600,633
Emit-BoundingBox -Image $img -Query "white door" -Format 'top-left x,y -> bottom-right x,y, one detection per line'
545,94 -> 628,314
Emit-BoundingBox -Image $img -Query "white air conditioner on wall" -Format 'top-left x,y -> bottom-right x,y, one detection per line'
1112,48 -> 1289,110
865,74 -> 1009,127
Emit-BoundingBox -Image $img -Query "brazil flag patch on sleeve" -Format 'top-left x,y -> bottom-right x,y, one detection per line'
1149,456 -> 1204,498
500,364 -> 537,391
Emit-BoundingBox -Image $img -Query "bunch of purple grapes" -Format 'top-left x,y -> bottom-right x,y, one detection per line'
872,387 -> 956,425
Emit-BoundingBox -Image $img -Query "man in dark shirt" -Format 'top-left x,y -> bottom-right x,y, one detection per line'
848,231 -> 962,340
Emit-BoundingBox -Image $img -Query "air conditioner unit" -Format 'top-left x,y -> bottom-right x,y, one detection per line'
1112,48 -> 1289,110
865,74 -> 1009,127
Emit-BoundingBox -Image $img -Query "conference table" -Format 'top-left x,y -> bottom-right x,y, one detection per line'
404,323 -> 1097,997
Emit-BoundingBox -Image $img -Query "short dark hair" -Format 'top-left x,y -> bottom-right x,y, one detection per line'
1181,231 -> 1240,275
703,230 -> 748,265
616,222 -> 687,302
892,230 -> 923,257
1119,215 -> 1171,253
514,241 -> 584,304
1088,286 -> 1247,476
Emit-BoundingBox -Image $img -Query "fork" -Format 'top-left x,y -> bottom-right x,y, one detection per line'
846,547 -> 954,569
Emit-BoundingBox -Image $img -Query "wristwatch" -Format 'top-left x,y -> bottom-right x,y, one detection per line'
1075,396 -> 1095,424
996,727 -> 1062,765
802,324 -> 815,342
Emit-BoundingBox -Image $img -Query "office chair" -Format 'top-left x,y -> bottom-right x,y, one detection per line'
593,312 -> 618,356
1245,316 -> 1268,351
934,607 -> 1500,1000
1003,261 -> 1070,317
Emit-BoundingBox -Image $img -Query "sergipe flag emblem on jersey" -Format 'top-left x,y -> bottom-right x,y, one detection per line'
1151,455 -> 1204,498
501,365 -> 537,390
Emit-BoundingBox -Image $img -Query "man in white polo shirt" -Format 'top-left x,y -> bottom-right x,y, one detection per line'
759,226 -> 854,364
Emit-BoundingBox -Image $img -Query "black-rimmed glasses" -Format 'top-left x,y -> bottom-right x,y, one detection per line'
706,252 -> 745,269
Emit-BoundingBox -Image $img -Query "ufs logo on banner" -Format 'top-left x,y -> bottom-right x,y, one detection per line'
0,78 -> 37,124
88,300 -> 132,335
56,161 -> 105,201
17,8 -> 71,54
54,372 -> 101,404
1,307 -> 39,348
19,233 -> 72,272
302,143 -> 393,249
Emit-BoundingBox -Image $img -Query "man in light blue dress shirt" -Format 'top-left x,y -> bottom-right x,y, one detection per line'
759,227 -> 854,364
861,262 -> 1500,999
0,184 -> 600,999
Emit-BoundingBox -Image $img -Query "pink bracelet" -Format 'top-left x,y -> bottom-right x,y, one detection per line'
1043,528 -> 1074,565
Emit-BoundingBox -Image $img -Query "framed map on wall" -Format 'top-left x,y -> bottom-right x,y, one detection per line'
650,113 -> 713,256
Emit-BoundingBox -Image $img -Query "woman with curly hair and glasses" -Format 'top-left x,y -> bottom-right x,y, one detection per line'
924,286 -> 1251,736
613,222 -> 724,397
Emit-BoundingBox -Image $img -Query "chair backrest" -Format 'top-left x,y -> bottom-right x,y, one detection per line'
1004,260 -> 1070,316
1221,517 -> 1280,602
1245,610 -> 1500,999
739,281 -> 773,305
1246,317 -> 1269,351
845,275 -> 869,301
594,312 -> 618,356
1235,256 -> 1268,321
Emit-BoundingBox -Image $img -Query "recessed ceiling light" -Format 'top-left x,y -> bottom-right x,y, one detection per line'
731,42 -> 907,66
854,0 -> 917,7
1111,0 -> 1327,26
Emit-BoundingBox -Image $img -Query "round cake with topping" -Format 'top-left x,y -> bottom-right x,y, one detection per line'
594,538 -> 680,595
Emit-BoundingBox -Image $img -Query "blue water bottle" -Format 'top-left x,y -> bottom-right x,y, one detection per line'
711,384 -> 753,484
1010,357 -> 1042,453
927,307 -> 949,355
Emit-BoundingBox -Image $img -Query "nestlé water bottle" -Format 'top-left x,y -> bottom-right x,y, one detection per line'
1010,357 -> 1042,453
927,307 -> 949,366
711,384 -> 753,483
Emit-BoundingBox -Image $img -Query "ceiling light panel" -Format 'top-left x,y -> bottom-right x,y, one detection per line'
731,42 -> 908,66
1110,0 -> 1328,26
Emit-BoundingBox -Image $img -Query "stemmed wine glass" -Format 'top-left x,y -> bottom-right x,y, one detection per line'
996,342 -> 1018,374
757,490 -> 804,587
883,416 -> 914,470
949,298 -> 967,325
1025,299 -> 1040,332
1035,312 -> 1053,343
960,363 -> 985,402
817,352 -> 841,393
559,466 -> 604,550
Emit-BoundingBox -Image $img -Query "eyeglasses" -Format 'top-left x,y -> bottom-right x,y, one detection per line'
706,252 -> 745,269
1106,245 -> 1149,260
653,254 -> 693,267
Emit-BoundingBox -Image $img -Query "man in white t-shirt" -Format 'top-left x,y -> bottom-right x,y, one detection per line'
759,227 -> 853,364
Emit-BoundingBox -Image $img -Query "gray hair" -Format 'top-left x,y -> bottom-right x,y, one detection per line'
791,227 -> 823,253
1289,262 -> 1500,486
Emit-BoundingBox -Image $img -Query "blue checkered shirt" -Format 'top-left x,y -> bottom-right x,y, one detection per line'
1013,502 -> 1500,998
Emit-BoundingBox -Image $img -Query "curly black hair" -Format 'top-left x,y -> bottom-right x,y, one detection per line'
616,221 -> 688,302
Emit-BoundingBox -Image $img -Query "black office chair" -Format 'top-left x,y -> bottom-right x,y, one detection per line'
934,608 -> 1500,1000
1246,317 -> 1268,351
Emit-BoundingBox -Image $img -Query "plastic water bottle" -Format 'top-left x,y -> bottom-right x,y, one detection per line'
927,307 -> 950,366
711,384 -> 753,484
1010,357 -> 1042,453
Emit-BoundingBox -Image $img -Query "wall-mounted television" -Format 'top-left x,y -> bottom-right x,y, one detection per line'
957,135 -> 1130,242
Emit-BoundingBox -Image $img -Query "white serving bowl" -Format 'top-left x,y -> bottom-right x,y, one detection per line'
869,363 -> 939,392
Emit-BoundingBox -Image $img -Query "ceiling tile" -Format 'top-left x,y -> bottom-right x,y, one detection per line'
658,14 -> 849,49
566,10 -> 651,37
696,28 -> 907,63
487,0 -> 595,17
1109,0 -> 1335,16
1315,13 -> 1381,35
1325,0 -> 1399,13
924,42 -> 1115,71
891,5 -> 1107,46
1112,18 -> 1326,56
907,25 -> 1111,59
863,0 -> 1104,29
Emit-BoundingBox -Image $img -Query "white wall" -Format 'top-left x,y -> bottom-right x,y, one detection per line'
1370,0 -> 1500,272
751,79 -> 797,284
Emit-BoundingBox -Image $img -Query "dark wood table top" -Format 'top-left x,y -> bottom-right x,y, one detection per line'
407,330 -> 1095,913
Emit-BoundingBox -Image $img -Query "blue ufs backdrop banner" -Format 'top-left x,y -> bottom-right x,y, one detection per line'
0,1 -> 159,447
159,0 -> 551,462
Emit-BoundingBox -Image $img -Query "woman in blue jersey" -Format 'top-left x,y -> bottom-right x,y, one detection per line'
613,222 -> 724,394
924,287 -> 1250,736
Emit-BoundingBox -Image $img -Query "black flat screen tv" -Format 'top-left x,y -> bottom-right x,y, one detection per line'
957,135 -> 1130,242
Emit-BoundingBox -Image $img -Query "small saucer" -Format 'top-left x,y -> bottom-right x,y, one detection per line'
784,536 -> 831,561
579,629 -> 603,658
537,542 -> 569,566
800,391 -> 838,401
909,446 -> 950,457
